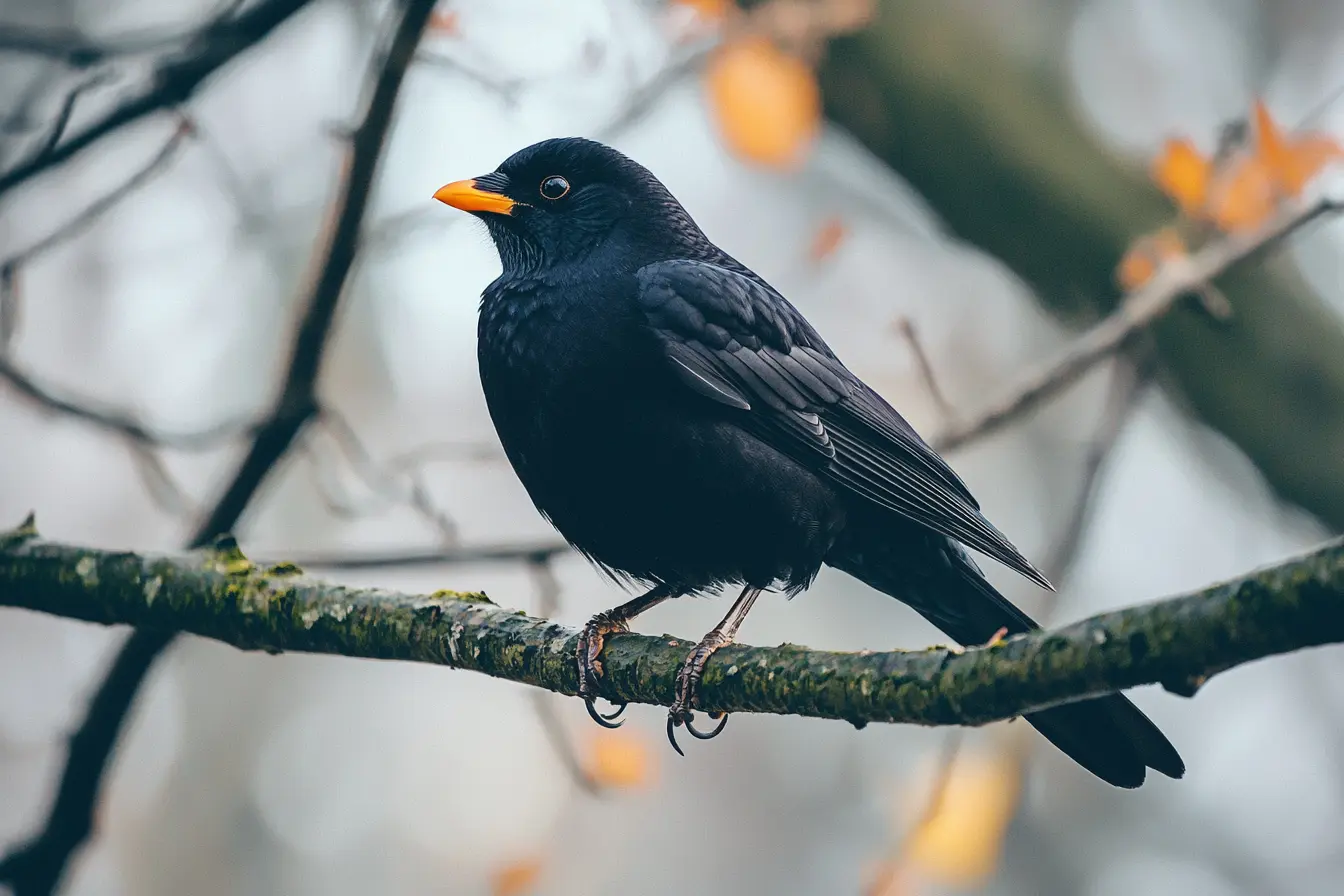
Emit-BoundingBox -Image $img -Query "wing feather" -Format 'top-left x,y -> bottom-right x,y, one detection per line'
635,259 -> 1050,589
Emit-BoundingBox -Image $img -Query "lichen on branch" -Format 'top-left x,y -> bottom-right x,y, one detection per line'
1,517 -> 1341,727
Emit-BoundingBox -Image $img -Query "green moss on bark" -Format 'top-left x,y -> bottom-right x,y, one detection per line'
2,524 -> 1341,728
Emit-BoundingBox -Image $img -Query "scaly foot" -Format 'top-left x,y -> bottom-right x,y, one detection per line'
577,611 -> 631,728
665,630 -> 731,756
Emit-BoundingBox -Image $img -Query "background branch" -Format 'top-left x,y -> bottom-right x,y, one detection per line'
279,541 -> 570,571
821,1 -> 1344,526
1,525 -> 1339,730
0,0 -> 319,199
930,196 -> 1339,452
0,2 -> 438,892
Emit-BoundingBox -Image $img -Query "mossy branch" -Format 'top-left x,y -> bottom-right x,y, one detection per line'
3,520 -> 1342,725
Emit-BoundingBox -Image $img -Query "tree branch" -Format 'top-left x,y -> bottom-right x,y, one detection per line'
0,0 -> 319,199
2,522 -> 1339,728
278,541 -> 570,571
0,2 -> 439,892
931,195 -> 1340,452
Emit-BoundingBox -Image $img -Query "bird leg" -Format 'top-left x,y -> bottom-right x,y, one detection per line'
577,583 -> 679,728
667,585 -> 763,755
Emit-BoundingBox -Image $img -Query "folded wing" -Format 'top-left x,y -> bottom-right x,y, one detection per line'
635,259 -> 1051,589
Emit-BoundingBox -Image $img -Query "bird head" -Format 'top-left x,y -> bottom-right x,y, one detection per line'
433,137 -> 708,275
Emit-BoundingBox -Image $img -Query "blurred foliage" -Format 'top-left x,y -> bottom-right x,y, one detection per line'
818,1 -> 1344,528
705,35 -> 821,169
583,729 -> 656,790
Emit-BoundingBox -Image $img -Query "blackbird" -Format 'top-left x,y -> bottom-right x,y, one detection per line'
434,137 -> 1184,787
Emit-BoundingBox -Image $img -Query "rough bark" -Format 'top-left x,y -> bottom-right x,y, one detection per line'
3,519 -> 1341,727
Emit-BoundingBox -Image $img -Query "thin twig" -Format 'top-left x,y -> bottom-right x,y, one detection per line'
127,443 -> 199,518
893,317 -> 955,425
278,541 -> 569,571
0,3 -> 440,893
0,13 -> 232,68
595,37 -> 719,140
0,0 -> 320,200
0,265 -> 18,352
25,71 -> 115,165
3,117 -> 194,269
415,49 -> 526,105
0,356 -> 252,449
1038,350 -> 1154,588
932,196 -> 1342,453
526,557 -> 605,796
310,408 -> 459,542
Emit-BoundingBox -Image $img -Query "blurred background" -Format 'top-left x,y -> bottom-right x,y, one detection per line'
3,0 -> 1344,894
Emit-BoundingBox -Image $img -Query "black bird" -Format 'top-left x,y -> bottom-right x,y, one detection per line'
434,137 -> 1184,787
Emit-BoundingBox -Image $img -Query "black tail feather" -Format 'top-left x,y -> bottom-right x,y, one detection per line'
828,523 -> 1185,787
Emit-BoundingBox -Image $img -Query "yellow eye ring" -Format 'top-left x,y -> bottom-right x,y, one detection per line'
539,175 -> 570,200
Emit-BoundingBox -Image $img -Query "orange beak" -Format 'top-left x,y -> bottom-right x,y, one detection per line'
432,178 -> 516,215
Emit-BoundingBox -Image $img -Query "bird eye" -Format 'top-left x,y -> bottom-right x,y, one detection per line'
539,175 -> 570,200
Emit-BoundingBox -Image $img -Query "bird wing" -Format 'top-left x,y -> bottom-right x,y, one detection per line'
635,259 -> 1050,589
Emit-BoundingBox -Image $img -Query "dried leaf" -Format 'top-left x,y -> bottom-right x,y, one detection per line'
1253,99 -> 1344,197
428,9 -> 460,36
673,0 -> 733,22
705,36 -> 821,170
1158,101 -> 1344,232
1152,138 -> 1210,218
1206,151 -> 1277,233
1116,227 -> 1187,291
809,216 -> 847,262
585,729 -> 653,789
491,856 -> 544,896
905,750 -> 1022,888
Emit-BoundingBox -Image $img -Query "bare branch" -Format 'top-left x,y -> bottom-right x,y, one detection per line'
415,49 -> 526,106
0,264 -> 16,351
24,71 -> 115,166
0,3 -> 440,892
187,0 -> 436,546
932,196 -> 1342,453
277,541 -> 570,571
308,408 -> 459,543
0,355 -> 251,449
0,14 -> 228,68
1037,351 -> 1153,586
3,117 -> 194,269
0,0 -> 320,200
2,525 -> 1340,732
526,557 -> 606,796
893,317 -> 955,425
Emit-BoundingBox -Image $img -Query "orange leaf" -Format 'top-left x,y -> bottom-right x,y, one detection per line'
429,9 -> 460,36
1253,99 -> 1344,197
1206,151 -> 1277,232
809,216 -> 847,262
1253,99 -> 1292,187
585,729 -> 654,789
1152,138 -> 1210,218
904,751 -> 1022,888
1116,228 -> 1187,291
491,856 -> 543,896
705,36 -> 820,170
673,0 -> 732,22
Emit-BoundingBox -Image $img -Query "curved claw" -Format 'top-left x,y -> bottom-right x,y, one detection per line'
666,713 -> 687,757
685,711 -> 729,740
585,698 -> 627,728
